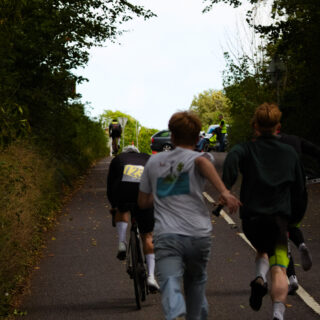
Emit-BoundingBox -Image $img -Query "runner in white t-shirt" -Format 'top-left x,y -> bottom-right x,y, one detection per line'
138,111 -> 240,320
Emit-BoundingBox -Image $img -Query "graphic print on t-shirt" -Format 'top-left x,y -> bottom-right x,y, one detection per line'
156,161 -> 189,198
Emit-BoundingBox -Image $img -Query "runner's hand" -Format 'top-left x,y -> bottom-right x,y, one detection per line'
219,191 -> 241,214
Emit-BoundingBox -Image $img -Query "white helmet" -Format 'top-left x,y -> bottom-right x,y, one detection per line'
122,145 -> 140,153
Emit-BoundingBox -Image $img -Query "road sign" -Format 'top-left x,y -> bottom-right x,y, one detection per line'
117,117 -> 128,128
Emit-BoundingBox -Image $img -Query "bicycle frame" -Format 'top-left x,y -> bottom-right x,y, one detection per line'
126,217 -> 148,309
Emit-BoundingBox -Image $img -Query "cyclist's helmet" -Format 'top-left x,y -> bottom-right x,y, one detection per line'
122,145 -> 140,153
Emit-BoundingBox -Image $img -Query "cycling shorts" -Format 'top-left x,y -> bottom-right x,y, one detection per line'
111,131 -> 121,138
118,203 -> 154,234
242,215 -> 289,268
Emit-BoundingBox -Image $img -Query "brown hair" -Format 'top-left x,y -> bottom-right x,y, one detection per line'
168,111 -> 201,146
252,103 -> 282,134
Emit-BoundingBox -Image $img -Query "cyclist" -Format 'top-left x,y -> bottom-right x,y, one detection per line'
222,103 -> 307,320
106,145 -> 159,292
138,111 -> 240,320
109,119 -> 122,154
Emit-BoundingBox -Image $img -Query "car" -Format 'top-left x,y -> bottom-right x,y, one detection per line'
150,130 -> 175,152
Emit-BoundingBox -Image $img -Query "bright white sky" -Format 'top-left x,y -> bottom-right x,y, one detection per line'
76,0 -> 269,130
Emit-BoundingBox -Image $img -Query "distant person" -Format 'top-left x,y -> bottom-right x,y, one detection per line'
138,111 -> 240,320
196,126 -> 219,152
106,145 -> 159,292
218,114 -> 227,152
222,103 -> 307,320
109,119 -> 122,154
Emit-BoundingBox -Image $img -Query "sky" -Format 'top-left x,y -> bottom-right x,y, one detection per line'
75,0 -> 268,130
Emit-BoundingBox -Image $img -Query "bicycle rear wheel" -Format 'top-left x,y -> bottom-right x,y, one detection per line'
130,230 -> 143,309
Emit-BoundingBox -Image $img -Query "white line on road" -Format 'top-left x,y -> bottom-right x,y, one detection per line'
203,192 -> 320,316
296,286 -> 320,315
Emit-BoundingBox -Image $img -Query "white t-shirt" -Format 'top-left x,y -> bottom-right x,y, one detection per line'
139,147 -> 214,237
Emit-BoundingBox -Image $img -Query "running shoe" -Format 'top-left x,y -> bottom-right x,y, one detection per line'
116,241 -> 127,260
147,275 -> 160,293
288,275 -> 299,295
249,276 -> 268,311
300,244 -> 312,271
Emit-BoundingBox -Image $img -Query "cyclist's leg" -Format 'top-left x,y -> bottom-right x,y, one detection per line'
154,234 -> 186,320
111,137 -> 116,153
141,233 -> 155,272
183,236 -> 211,320
115,209 -> 130,260
134,206 -> 159,291
141,232 -> 159,291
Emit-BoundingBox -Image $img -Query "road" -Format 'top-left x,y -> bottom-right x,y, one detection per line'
19,153 -> 320,319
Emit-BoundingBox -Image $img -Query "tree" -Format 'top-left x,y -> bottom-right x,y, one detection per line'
189,89 -> 231,130
0,0 -> 155,146
202,0 -> 320,144
222,53 -> 272,145
101,110 -> 157,154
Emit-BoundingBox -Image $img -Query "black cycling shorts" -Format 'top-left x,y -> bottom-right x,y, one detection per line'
118,203 -> 154,234
111,131 -> 121,138
242,215 -> 289,268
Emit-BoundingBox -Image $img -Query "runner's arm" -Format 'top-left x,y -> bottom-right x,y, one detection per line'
195,156 -> 240,213
138,191 -> 154,209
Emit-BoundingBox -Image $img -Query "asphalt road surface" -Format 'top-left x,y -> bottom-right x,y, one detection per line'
19,153 -> 320,320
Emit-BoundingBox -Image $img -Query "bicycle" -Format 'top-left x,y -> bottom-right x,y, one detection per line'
126,215 -> 149,309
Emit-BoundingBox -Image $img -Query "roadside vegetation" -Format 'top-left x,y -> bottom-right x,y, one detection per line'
0,1 -> 155,317
101,110 -> 158,154
192,0 -> 320,149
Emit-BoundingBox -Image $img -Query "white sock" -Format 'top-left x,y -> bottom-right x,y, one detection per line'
256,257 -> 269,283
273,301 -> 285,320
146,253 -> 155,278
116,222 -> 128,244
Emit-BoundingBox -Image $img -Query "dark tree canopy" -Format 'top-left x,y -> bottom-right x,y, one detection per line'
203,0 -> 320,145
0,0 -> 155,146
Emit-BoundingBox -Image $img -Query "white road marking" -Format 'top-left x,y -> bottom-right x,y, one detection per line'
296,286 -> 320,314
202,192 -> 215,204
203,191 -> 320,316
220,210 -> 236,225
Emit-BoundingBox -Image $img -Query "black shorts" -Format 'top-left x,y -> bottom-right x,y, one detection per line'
118,203 -> 154,234
242,215 -> 289,267
111,131 -> 121,138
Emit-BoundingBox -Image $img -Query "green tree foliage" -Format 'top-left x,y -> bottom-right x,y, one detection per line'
0,0 -> 154,146
222,53 -> 273,145
203,0 -> 320,145
101,110 -> 158,154
189,89 -> 231,130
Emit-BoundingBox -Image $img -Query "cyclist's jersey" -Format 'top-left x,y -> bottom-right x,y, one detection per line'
109,121 -> 122,138
107,151 -> 150,209
222,134 -> 307,223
